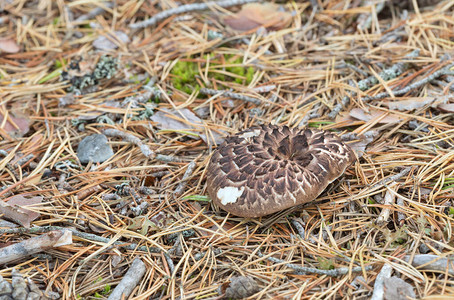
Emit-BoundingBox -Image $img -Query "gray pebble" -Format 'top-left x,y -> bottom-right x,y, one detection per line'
77,134 -> 114,164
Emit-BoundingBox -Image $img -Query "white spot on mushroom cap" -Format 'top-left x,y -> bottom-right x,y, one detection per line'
217,186 -> 245,206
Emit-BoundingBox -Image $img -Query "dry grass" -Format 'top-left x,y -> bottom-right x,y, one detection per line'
1,0 -> 454,299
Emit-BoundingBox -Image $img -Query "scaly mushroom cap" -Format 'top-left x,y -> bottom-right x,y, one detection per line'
206,124 -> 355,217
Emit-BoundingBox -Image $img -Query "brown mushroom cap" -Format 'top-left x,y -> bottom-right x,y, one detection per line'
206,124 -> 355,217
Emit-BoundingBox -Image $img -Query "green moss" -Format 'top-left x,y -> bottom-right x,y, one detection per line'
224,55 -> 254,85
245,66 -> 255,83
170,54 -> 256,93
170,59 -> 200,94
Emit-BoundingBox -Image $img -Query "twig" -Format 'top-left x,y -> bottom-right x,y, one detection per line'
344,62 -> 369,77
376,184 -> 398,225
370,263 -> 392,300
0,230 -> 72,264
107,258 -> 146,300
200,88 -> 262,105
0,226 -> 162,253
103,128 -> 180,162
290,218 -> 306,238
257,251 -> 372,276
362,65 -> 454,101
329,50 -> 419,119
174,161 -> 197,196
122,76 -> 159,108
433,79 -> 454,91
358,49 -> 419,91
252,84 -> 276,93
129,0 -> 260,29
328,95 -> 351,119
357,1 -> 385,30
369,167 -> 412,191
164,252 -> 175,275
298,104 -> 321,127
75,1 -> 114,22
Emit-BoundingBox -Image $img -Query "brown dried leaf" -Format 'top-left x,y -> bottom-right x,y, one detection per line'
224,3 -> 292,31
346,131 -> 378,158
0,112 -> 30,138
383,97 -> 436,111
383,96 -> 450,111
150,108 -> 225,145
349,108 -> 402,124
0,195 -> 43,228
437,103 -> 454,113
0,37 -> 20,53
53,230 -> 73,247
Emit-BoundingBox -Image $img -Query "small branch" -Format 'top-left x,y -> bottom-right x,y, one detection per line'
122,76 -> 159,108
103,128 -> 180,162
0,230 -> 72,264
129,0 -> 260,29
174,161 -> 197,196
107,258 -> 147,300
329,50 -> 420,119
369,167 -> 412,191
370,263 -> 393,300
328,95 -> 351,119
257,251 -> 372,276
344,61 -> 369,77
199,88 -> 262,105
362,65 -> 454,102
0,226 -> 162,253
359,50 -> 420,92
298,105 -> 321,127
75,2 -> 114,22
164,252 -> 176,275
376,184 -> 398,225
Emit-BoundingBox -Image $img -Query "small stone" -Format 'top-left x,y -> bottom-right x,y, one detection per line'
77,134 -> 114,164
0,278 -> 13,295
384,276 -> 415,300
419,243 -> 431,254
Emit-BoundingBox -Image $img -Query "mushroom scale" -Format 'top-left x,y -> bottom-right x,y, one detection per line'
206,124 -> 355,217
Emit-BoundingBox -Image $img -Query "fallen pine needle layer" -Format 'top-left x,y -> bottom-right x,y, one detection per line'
1,0 -> 454,299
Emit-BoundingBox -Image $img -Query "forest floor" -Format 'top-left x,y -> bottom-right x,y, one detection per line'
1,0 -> 454,299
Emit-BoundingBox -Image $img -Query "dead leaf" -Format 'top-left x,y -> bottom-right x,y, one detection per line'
0,112 -> 30,138
344,131 -> 378,158
53,230 -> 73,247
0,195 -> 43,228
0,37 -> 20,53
93,31 -> 130,51
383,97 -> 450,111
384,276 -> 415,300
437,103 -> 454,113
383,97 -> 435,111
224,3 -> 292,31
349,108 -> 402,124
128,212 -> 167,235
150,108 -> 225,145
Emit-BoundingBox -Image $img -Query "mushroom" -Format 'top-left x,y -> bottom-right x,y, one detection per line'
206,124 -> 355,217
